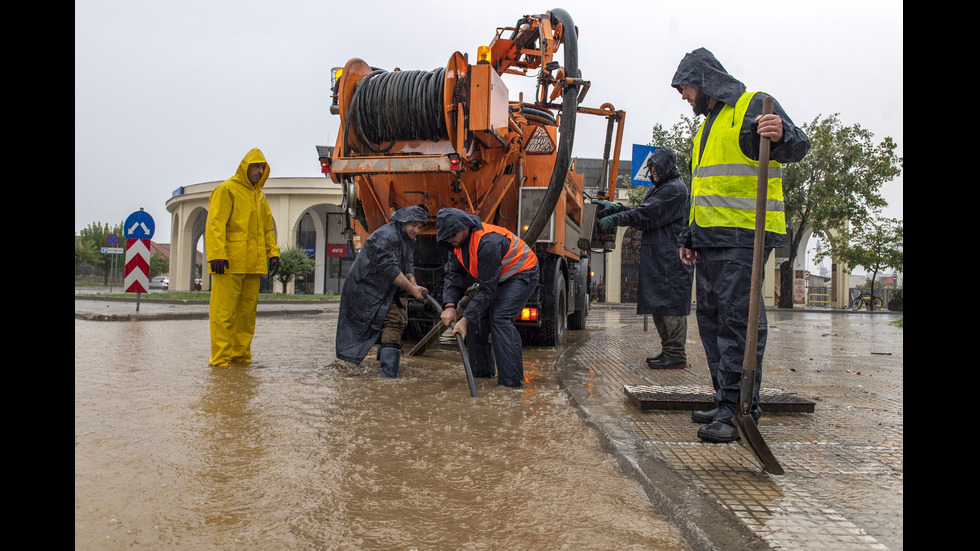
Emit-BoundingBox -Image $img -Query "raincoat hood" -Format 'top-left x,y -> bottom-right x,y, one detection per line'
436,208 -> 483,247
233,148 -> 271,189
671,47 -> 746,107
647,146 -> 681,184
390,204 -> 429,226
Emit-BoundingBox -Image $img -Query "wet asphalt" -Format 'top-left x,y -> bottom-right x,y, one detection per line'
75,294 -> 903,551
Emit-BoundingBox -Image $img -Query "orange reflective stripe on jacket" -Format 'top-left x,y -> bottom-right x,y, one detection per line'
454,223 -> 537,281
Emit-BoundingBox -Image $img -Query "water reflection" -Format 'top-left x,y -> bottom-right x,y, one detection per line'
195,366 -> 264,528
75,316 -> 688,550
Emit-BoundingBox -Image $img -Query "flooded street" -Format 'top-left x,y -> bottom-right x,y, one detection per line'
75,311 -> 690,550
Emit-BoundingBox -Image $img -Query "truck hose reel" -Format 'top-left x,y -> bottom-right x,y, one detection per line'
347,68 -> 448,153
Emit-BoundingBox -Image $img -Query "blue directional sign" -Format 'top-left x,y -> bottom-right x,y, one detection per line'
630,144 -> 659,187
124,209 -> 155,239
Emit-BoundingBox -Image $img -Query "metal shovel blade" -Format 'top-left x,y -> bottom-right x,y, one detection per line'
734,412 -> 784,475
408,285 -> 478,357
407,320 -> 445,356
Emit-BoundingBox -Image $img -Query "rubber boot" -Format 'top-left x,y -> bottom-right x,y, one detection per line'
692,407 -> 761,424
379,344 -> 401,378
691,407 -> 717,424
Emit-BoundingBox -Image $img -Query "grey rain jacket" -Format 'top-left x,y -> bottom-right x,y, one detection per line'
671,47 -> 811,249
609,147 -> 694,316
335,205 -> 428,365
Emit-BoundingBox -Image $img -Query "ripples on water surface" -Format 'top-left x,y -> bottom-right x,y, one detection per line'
75,314 -> 688,550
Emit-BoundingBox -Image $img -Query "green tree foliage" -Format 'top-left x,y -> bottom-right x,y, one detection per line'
648,115 -> 700,189
275,246 -> 316,294
780,114 -> 903,307
149,253 -> 169,279
821,215 -> 903,309
76,221 -> 125,284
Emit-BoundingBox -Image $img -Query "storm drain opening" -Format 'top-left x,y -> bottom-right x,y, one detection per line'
624,384 -> 816,413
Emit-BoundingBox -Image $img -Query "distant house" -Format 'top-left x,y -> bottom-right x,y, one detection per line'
147,242 -> 204,273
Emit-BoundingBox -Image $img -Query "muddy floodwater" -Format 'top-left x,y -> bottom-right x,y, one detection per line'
75,312 -> 690,550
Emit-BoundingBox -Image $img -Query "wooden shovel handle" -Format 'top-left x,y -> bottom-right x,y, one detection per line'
739,95 -> 774,414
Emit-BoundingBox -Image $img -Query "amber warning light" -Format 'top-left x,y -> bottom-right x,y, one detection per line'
319,157 -> 332,174
517,307 -> 538,321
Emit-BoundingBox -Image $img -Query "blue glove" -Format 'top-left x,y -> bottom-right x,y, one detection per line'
210,259 -> 229,274
268,257 -> 280,277
598,216 -> 615,231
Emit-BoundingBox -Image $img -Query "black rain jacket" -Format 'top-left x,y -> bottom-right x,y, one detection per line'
336,205 -> 428,364
610,147 -> 694,315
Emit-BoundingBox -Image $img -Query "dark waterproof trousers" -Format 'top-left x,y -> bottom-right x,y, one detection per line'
465,269 -> 539,386
695,247 -> 768,423
652,314 -> 688,364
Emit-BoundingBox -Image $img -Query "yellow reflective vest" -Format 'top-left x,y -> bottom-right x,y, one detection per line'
690,91 -> 786,246
206,148 -> 280,274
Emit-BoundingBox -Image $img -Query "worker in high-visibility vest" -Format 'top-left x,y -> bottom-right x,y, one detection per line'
672,48 -> 811,443
436,208 -> 539,388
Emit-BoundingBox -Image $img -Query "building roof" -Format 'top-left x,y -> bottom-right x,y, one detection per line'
574,157 -> 632,191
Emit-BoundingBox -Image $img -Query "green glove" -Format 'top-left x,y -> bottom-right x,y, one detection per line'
598,215 -> 615,231
595,200 -> 626,217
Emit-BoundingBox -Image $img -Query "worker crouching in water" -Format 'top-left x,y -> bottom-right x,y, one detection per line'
206,148 -> 280,367
335,204 -> 429,377
436,208 -> 539,388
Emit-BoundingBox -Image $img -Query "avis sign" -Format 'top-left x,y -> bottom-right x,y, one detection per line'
124,210 -> 155,293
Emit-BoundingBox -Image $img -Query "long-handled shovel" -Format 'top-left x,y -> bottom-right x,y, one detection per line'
733,95 -> 784,475
421,291 -> 479,398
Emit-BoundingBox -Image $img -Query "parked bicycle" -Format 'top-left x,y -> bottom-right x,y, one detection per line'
850,290 -> 883,311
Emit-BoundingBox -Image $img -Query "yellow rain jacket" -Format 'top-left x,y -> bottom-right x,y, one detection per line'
206,148 -> 279,366
206,148 -> 280,274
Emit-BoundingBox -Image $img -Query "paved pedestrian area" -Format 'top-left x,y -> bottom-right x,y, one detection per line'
556,305 -> 903,551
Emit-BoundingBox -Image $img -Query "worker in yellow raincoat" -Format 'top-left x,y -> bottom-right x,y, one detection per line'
205,148 -> 280,366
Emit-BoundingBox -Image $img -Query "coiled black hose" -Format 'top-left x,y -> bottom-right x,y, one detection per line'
347,68 -> 448,153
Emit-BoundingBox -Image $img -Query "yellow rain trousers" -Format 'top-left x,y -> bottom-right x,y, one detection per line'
209,273 -> 262,365
206,148 -> 280,366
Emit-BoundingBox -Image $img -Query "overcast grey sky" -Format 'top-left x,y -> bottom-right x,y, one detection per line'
75,0 -> 903,273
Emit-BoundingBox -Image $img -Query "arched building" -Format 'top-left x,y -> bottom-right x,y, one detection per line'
165,177 -> 347,294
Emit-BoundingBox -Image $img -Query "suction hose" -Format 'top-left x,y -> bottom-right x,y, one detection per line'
520,8 -> 578,246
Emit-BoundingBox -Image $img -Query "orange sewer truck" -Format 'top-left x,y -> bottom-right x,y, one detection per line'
320,8 -> 625,346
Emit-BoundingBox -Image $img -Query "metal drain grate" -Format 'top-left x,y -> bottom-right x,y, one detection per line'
624,384 -> 815,413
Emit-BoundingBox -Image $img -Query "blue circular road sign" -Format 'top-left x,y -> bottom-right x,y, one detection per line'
124,210 -> 155,239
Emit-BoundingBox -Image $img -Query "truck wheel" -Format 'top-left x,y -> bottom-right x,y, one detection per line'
536,277 -> 566,346
567,257 -> 589,330
568,291 -> 587,330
